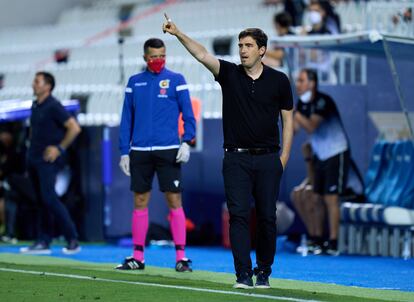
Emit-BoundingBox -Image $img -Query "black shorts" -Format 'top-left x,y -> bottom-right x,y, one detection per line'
129,149 -> 181,193
313,150 -> 350,195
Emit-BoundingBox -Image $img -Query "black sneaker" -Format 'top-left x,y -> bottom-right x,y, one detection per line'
20,242 -> 51,255
116,257 -> 145,270
62,240 -> 81,255
308,242 -> 323,255
324,240 -> 340,256
233,272 -> 253,289
254,268 -> 270,289
296,239 -> 323,255
175,258 -> 192,272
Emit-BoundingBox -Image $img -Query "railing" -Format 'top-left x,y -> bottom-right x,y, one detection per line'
285,48 -> 367,86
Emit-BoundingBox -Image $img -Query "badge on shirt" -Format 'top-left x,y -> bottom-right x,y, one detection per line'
158,79 -> 170,98
159,79 -> 170,89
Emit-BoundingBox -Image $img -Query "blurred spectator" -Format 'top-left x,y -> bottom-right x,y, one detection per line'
293,68 -> 350,256
283,0 -> 306,26
0,126 -> 26,243
291,141 -> 364,255
301,1 -> 340,83
2,144 -> 82,244
19,71 -> 81,255
291,143 -> 325,255
284,0 -> 306,26
306,0 -> 340,35
264,12 -> 295,68
262,0 -> 306,26
404,7 -> 412,22
274,11 -> 295,36
0,74 -> 4,90
392,7 -> 412,25
54,49 -> 70,64
2,175 -> 35,243
320,1 -> 341,34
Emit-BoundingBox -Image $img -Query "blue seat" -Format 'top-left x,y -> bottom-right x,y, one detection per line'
398,141 -> 414,209
388,141 -> 414,208
366,141 -> 392,204
364,141 -> 388,199
380,141 -> 406,206
340,202 -> 385,224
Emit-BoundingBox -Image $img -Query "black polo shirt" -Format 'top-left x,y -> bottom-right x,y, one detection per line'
215,59 -> 293,148
28,95 -> 70,159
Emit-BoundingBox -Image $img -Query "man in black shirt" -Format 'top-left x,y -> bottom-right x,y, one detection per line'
20,72 -> 81,255
164,16 -> 294,289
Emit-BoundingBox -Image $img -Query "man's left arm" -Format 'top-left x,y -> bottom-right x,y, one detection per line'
278,73 -> 294,169
176,76 -> 196,163
280,109 -> 294,169
176,76 -> 196,144
60,117 -> 82,149
44,116 -> 81,162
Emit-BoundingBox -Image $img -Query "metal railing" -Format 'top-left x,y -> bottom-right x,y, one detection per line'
285,48 -> 367,86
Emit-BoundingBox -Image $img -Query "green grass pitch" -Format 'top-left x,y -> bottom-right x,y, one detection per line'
0,253 -> 413,302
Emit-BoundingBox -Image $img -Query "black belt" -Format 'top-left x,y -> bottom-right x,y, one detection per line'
224,147 -> 278,155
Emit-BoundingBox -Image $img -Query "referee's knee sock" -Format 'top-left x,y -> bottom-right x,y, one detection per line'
132,208 -> 148,262
169,207 -> 186,261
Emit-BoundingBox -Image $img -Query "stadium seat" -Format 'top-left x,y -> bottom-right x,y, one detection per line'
340,202 -> 414,257
389,141 -> 414,208
364,140 -> 389,203
380,141 -> 405,206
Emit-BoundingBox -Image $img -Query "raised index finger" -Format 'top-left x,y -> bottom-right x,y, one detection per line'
164,12 -> 172,22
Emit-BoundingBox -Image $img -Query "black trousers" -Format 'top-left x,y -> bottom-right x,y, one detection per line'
223,151 -> 283,277
27,157 -> 78,244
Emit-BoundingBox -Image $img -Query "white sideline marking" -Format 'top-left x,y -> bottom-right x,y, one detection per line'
0,267 -> 322,302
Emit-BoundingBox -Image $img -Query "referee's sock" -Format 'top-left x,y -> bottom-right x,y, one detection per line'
169,207 -> 186,261
132,208 -> 148,262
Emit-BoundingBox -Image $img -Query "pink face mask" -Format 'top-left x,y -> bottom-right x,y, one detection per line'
147,58 -> 165,73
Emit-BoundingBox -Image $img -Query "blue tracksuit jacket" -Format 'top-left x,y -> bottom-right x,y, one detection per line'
119,67 -> 196,155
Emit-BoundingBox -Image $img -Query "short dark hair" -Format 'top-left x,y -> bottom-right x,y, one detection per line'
274,12 -> 292,28
143,38 -> 165,53
36,71 -> 55,91
310,0 -> 322,8
302,68 -> 318,90
238,28 -> 268,52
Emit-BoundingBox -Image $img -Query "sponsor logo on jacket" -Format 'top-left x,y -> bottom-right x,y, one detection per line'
158,79 -> 170,98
